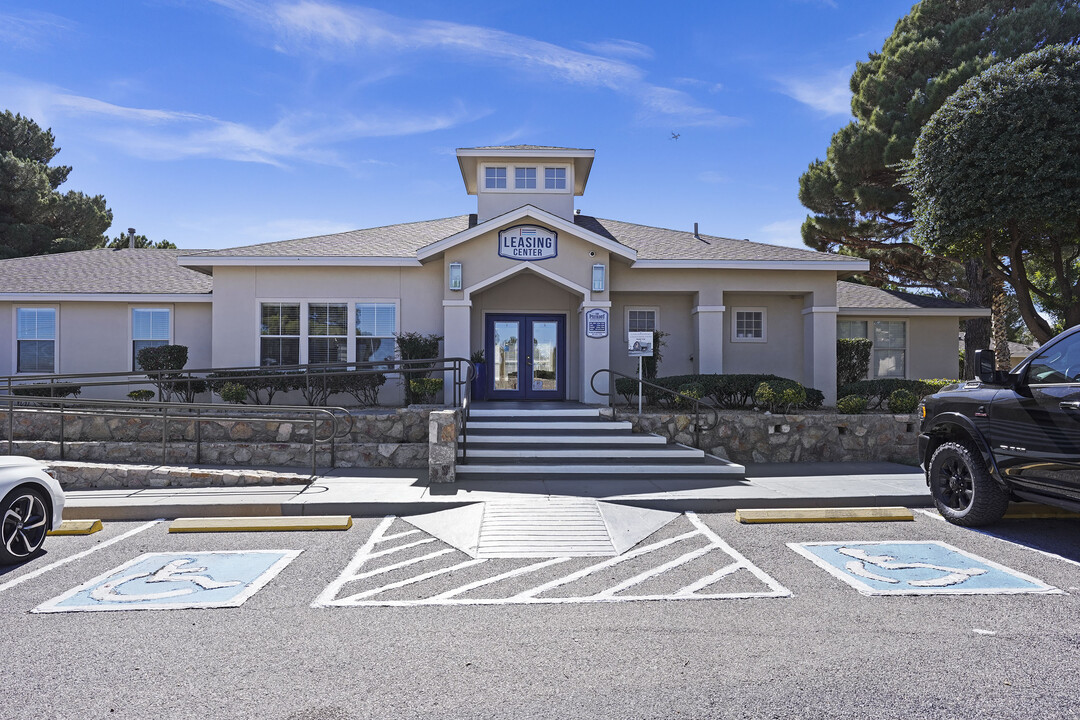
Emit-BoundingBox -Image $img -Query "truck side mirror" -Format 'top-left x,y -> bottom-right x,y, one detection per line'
975,349 -> 997,384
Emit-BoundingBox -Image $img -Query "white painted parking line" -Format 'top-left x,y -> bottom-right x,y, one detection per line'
0,520 -> 162,596
915,508 -> 1080,570
33,549 -> 301,613
789,540 -> 1063,596
314,512 -> 791,607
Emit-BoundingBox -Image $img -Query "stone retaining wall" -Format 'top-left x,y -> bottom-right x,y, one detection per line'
622,409 -> 920,465
50,461 -> 312,489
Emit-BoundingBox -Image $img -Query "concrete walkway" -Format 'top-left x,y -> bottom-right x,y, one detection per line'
62,462 -> 930,521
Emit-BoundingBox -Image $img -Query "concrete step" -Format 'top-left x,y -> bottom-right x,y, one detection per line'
457,455 -> 744,479
468,420 -> 632,431
460,433 -> 668,445
470,408 -> 602,418
461,446 -> 705,460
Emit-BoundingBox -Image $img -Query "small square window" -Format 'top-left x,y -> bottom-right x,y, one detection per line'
545,167 -> 566,190
515,166 -> 536,189
485,166 -> 506,189
732,308 -> 767,342
627,308 -> 657,334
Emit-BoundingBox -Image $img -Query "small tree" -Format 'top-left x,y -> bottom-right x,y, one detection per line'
136,344 -> 206,402
837,338 -> 873,387
397,332 -> 443,404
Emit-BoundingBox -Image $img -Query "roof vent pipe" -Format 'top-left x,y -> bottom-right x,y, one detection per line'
694,222 -> 699,238
128,228 -> 136,250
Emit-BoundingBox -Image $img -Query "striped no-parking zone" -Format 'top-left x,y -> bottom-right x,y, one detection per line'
314,512 -> 792,607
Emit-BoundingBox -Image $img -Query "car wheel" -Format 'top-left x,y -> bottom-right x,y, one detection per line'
0,486 -> 50,565
929,441 -> 1010,526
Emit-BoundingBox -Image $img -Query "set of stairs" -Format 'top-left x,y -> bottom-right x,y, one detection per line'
457,405 -> 744,482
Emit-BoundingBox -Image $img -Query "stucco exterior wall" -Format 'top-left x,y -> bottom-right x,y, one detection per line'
838,314 -> 960,381
722,292 -> 806,381
609,292 -> 695,379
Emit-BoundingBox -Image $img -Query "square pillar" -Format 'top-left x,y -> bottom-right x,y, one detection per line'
443,301 -> 472,405
580,302 -> 611,404
802,305 -> 838,405
693,305 -> 725,374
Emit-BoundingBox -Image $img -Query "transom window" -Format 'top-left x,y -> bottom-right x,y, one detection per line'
627,307 -> 657,334
356,303 -> 397,366
732,308 -> 767,342
132,308 -> 171,370
515,166 -> 537,189
260,302 -> 300,366
485,166 -> 507,189
16,307 -> 56,373
838,320 -> 868,340
545,167 -> 566,190
308,303 -> 348,364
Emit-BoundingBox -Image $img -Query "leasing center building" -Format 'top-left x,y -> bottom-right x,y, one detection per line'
0,146 -> 986,403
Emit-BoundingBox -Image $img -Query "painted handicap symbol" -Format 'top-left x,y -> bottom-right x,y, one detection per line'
34,550 -> 301,613
836,547 -> 987,588
788,541 -> 1062,596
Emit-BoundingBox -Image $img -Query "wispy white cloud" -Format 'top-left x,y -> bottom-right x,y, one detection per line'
3,77 -> 482,166
0,10 -> 74,49
775,67 -> 852,116
698,170 -> 729,184
579,39 -> 654,60
212,0 -> 738,128
674,77 -> 724,93
757,219 -> 807,249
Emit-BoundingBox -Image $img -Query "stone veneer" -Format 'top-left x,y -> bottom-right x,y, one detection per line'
620,410 -> 920,465
427,409 -> 458,483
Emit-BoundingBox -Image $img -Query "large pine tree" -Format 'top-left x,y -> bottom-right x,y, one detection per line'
0,110 -> 112,259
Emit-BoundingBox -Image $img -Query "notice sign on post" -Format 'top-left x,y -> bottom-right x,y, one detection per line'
628,331 -> 654,357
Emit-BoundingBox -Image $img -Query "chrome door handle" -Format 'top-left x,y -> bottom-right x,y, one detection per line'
1059,401 -> 1080,411
526,356 -> 533,365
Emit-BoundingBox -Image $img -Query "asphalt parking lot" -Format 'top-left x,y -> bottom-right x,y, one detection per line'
3,511 -> 1079,719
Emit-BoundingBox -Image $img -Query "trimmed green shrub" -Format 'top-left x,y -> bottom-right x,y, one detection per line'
398,331 -> 443,404
207,369 -> 295,405
127,389 -> 155,402
838,378 -> 955,409
837,395 -> 868,414
137,344 -> 206,402
675,381 -> 705,408
11,383 -> 82,399
886,388 -> 919,414
408,377 -> 443,403
837,338 -> 872,387
754,379 -> 807,414
614,373 -> 824,411
340,371 -> 386,407
219,383 -> 249,404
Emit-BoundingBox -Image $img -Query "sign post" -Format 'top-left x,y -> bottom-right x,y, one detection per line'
627,331 -> 654,415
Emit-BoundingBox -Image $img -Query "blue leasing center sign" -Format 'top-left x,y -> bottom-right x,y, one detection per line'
34,550 -> 301,613
788,541 -> 1061,596
498,225 -> 557,261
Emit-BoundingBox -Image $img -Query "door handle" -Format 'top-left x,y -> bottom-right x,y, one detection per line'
526,356 -> 532,365
1059,401 -> 1080,411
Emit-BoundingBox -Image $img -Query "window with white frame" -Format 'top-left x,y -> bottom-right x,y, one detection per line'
627,307 -> 658,336
485,166 -> 507,189
260,302 -> 300,366
356,303 -> 397,366
16,307 -> 56,373
873,320 -> 906,378
732,308 -> 767,342
308,303 -> 348,364
545,167 -> 566,190
132,308 -> 171,370
515,166 -> 537,189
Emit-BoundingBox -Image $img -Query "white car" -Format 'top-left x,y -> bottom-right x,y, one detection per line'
1,456 -> 65,565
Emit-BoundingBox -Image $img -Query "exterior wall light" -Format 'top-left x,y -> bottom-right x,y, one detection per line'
592,263 -> 606,292
449,261 -> 463,291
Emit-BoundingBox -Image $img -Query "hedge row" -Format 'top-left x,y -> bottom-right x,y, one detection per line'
837,378 -> 956,409
614,374 -> 825,411
206,368 -> 387,406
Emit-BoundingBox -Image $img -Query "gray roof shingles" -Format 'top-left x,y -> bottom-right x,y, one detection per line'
837,281 -> 978,310
0,248 -> 212,294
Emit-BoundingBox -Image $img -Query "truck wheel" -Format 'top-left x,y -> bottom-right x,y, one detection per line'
928,442 -> 1010,526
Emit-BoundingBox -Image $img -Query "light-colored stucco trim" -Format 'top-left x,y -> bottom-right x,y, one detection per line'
177,256 -> 421,268
416,204 -> 637,262
631,259 -> 869,271
462,262 -> 592,303
839,307 -> 990,318
801,306 -> 840,315
692,305 -> 726,314
0,293 -> 210,303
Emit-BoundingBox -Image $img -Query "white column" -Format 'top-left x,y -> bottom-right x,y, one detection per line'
580,302 -> 611,404
802,305 -> 839,405
443,300 -> 472,405
692,305 -> 725,374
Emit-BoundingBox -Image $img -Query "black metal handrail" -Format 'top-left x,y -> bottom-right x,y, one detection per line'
589,368 -> 719,449
1,396 -> 350,476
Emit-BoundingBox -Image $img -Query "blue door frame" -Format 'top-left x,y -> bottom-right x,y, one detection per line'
484,314 -> 566,401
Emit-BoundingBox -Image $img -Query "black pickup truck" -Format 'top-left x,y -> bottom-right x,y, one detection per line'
919,325 -> 1080,526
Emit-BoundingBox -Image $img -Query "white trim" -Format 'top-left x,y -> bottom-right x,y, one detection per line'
442,300 -> 473,307
128,305 -> 175,372
578,301 -> 612,311
630,259 -> 869,271
479,162 -> 573,194
840,307 -> 991,318
457,147 -> 595,159
801,306 -> 840,315
417,204 -> 637,262
692,305 -> 726,314
462,262 -> 591,302
731,307 -> 767,343
0,293 -> 208,303
178,256 -> 421,268
12,304 -> 59,375
871,318 -> 908,379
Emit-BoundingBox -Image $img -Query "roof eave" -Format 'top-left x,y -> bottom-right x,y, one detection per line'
630,259 -> 871,271
839,306 -> 990,318
176,256 -> 422,268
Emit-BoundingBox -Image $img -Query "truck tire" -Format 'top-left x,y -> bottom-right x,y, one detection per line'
928,441 -> 1010,526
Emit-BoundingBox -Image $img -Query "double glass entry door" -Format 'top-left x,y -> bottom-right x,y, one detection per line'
485,314 -> 565,400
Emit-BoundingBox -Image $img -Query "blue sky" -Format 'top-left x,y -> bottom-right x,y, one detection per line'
0,0 -> 917,250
